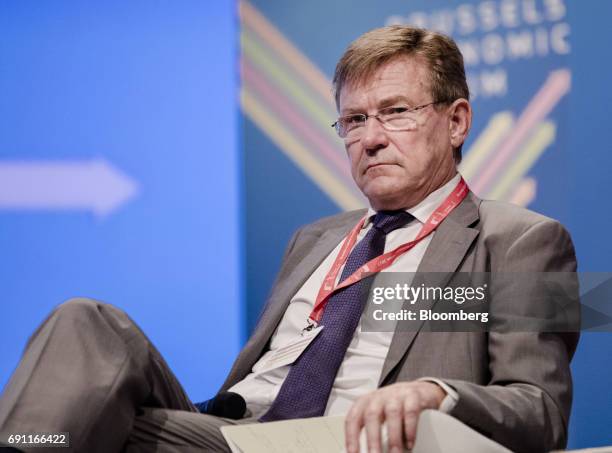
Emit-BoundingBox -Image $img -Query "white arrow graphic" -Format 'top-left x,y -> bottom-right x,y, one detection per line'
0,158 -> 140,217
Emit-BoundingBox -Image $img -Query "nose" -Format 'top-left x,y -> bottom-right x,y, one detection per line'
360,116 -> 388,154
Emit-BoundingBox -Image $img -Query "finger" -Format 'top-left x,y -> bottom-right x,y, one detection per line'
402,396 -> 420,450
345,402 -> 366,453
383,400 -> 405,453
364,401 -> 384,453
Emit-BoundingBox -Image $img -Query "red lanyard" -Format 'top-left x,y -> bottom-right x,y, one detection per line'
309,178 -> 468,325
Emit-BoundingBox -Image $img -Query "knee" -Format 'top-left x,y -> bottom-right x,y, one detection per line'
55,298 -> 134,333
54,297 -> 105,320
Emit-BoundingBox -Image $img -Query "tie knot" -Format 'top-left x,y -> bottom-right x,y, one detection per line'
371,211 -> 414,234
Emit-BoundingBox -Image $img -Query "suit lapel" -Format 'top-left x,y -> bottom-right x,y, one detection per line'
254,227 -> 350,342
230,213 -> 365,384
378,193 -> 481,385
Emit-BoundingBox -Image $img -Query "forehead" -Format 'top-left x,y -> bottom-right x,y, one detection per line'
339,55 -> 431,111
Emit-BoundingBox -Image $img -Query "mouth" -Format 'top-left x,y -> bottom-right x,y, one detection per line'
365,163 -> 394,174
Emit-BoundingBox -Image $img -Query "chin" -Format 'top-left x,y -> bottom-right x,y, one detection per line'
365,191 -> 405,211
362,177 -> 397,194
363,184 -> 417,211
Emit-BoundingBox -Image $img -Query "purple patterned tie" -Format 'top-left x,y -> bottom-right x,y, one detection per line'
260,211 -> 414,421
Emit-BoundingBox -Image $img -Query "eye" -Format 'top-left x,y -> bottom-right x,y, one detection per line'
381,106 -> 409,116
343,114 -> 365,125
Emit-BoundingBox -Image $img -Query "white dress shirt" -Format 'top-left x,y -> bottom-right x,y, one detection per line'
229,174 -> 461,418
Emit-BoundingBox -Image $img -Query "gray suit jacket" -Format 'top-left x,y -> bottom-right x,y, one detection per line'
220,192 -> 579,453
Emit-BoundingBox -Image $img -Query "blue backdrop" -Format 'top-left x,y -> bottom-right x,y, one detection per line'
0,1 -> 241,403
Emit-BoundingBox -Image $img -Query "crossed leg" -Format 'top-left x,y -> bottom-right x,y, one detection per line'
0,298 -> 250,452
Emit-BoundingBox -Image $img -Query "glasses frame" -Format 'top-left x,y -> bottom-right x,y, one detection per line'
331,101 -> 445,138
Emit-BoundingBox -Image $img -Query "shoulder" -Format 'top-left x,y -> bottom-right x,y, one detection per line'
278,209 -> 367,260
473,196 -> 576,271
477,198 -> 561,235
298,209 -> 368,236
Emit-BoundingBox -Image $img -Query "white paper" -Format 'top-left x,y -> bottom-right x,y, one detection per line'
221,415 -> 344,453
221,410 -> 515,453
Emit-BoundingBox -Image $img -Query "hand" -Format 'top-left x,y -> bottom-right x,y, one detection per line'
344,381 -> 446,453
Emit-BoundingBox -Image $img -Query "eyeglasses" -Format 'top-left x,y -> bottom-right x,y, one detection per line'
331,101 -> 443,139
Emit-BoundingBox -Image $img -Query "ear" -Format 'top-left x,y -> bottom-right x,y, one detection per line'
448,98 -> 472,149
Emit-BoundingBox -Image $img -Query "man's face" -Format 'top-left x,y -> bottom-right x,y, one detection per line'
339,55 -> 460,211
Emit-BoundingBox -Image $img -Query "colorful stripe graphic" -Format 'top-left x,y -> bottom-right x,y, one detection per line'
508,178 -> 537,207
241,1 -> 569,209
241,1 -> 333,104
242,91 -> 363,209
240,1 -> 366,210
459,112 -> 514,182
468,70 -> 571,196
487,121 -> 556,200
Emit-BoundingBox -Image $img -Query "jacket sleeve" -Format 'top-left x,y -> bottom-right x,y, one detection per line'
443,219 -> 579,452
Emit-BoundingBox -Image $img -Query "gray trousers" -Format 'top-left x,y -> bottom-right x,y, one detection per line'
0,298 -> 255,452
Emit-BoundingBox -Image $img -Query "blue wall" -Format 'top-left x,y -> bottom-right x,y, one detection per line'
0,1 -> 241,402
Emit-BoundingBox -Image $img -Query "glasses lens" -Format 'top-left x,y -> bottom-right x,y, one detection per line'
337,115 -> 364,138
379,107 -> 418,130
334,107 -> 423,138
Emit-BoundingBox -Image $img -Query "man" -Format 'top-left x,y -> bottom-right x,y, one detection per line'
0,26 -> 578,453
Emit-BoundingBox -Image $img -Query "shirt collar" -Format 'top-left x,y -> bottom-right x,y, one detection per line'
364,173 -> 462,228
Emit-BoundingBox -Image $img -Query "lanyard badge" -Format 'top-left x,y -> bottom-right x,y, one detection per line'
307,178 -> 469,328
